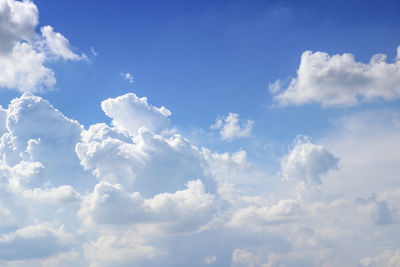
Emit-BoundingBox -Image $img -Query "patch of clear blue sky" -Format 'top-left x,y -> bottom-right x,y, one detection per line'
2,0 -> 400,160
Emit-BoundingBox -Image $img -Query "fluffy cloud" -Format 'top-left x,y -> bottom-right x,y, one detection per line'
0,0 -> 38,53
101,93 -> 171,136
0,0 -> 84,93
0,40 -> 56,92
75,123 -> 205,196
272,46 -> 400,107
0,92 -> 399,266
80,179 -> 217,232
211,113 -> 254,141
280,136 -> 339,186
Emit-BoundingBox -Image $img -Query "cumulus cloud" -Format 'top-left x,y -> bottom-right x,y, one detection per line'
101,93 -> 171,136
0,0 -> 84,93
211,113 -> 254,141
80,179 -> 217,232
280,136 -> 339,186
75,123 -> 205,195
0,41 -> 56,92
0,0 -> 38,53
0,91 -> 399,266
272,46 -> 400,107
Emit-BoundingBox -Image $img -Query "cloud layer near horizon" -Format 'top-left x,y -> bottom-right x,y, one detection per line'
0,92 -> 399,266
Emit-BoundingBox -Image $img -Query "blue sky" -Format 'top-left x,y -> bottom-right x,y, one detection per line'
1,0 -> 400,266
33,0 -> 400,131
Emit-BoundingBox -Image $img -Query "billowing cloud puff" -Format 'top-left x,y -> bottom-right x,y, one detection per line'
211,113 -> 254,141
272,46 -> 400,107
0,0 -> 84,93
280,136 -> 339,186
75,123 -> 205,196
0,0 -> 38,53
101,93 -> 171,136
80,179 -> 217,232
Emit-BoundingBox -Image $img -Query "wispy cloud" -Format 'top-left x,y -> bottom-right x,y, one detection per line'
122,72 -> 134,83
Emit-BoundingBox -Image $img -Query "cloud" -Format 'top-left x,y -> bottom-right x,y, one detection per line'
0,92 -> 400,266
122,72 -> 134,83
75,123 -> 205,196
0,0 -> 38,53
90,46 -> 98,56
0,224 -> 71,261
101,93 -> 171,136
0,0 -> 84,93
80,179 -> 217,233
280,136 -> 339,186
40,26 -> 85,61
272,46 -> 400,107
361,249 -> 400,267
0,42 -> 56,92
227,199 -> 304,228
210,113 -> 254,141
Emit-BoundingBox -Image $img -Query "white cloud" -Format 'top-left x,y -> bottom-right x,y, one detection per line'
268,79 -> 282,94
80,179 -> 217,233
75,124 -> 205,195
101,93 -> 171,136
23,186 -> 81,204
272,46 -> 400,107
122,72 -> 134,83
0,42 -> 56,92
40,26 -> 85,61
0,0 -> 38,53
0,92 -> 399,266
90,46 -> 98,56
227,199 -> 304,229
204,255 -> 216,264
0,224 -> 72,261
280,136 -> 339,186
0,0 -> 84,93
211,113 -> 254,141
361,249 -> 400,267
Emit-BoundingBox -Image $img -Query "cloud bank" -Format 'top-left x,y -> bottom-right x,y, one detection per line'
0,92 -> 398,266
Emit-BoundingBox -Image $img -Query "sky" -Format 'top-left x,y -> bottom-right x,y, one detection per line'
0,0 -> 400,266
